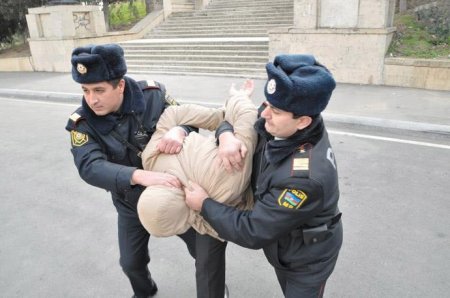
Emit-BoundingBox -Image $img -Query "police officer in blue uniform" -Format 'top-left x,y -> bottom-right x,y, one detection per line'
65,44 -> 226,298
185,54 -> 343,298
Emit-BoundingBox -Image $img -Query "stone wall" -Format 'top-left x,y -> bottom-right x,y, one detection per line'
384,57 -> 450,90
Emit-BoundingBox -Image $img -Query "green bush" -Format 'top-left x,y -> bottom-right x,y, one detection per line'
388,12 -> 449,58
109,0 -> 146,29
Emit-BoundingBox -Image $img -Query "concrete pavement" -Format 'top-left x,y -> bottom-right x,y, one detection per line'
1,71 -> 450,297
0,71 -> 449,134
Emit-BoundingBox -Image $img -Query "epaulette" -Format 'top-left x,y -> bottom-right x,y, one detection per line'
68,112 -> 85,128
139,80 -> 160,90
290,143 -> 313,177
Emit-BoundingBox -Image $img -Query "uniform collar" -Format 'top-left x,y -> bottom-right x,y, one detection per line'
81,76 -> 146,134
257,116 -> 324,164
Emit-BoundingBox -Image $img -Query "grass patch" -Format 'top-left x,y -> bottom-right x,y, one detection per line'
388,12 -> 449,59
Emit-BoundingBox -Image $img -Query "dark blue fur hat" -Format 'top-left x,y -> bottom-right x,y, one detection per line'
264,54 -> 336,116
71,44 -> 127,83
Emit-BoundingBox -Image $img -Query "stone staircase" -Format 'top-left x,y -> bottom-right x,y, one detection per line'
121,0 -> 293,78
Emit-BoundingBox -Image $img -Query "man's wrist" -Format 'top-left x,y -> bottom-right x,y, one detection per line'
130,169 -> 142,185
177,126 -> 189,137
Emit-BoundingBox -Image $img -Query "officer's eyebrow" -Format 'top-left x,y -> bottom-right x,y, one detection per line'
81,86 -> 106,92
263,101 -> 283,113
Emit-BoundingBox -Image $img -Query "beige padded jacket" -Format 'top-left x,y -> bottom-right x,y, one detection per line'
137,92 -> 257,239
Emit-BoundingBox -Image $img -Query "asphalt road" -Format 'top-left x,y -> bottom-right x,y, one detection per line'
1,96 -> 449,297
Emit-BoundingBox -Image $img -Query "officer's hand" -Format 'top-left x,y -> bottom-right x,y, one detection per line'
184,181 -> 209,211
157,126 -> 187,154
229,79 -> 254,97
216,131 -> 247,173
131,169 -> 182,188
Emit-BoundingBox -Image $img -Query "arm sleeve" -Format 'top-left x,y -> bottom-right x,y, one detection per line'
69,127 -> 135,194
214,121 -> 234,141
201,177 -> 324,249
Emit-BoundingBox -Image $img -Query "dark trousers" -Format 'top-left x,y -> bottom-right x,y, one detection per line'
195,233 -> 227,298
275,268 -> 328,298
115,198 -> 226,298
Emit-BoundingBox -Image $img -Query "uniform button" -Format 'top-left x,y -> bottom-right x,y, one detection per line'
313,238 -> 317,243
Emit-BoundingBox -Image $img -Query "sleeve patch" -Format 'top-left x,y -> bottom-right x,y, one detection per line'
71,130 -> 89,147
277,189 -> 308,209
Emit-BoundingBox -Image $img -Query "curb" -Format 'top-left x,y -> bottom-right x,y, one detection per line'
1,88 -> 450,135
322,113 -> 450,135
0,89 -> 80,103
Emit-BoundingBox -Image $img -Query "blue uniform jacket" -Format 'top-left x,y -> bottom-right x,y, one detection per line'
202,116 -> 343,284
65,76 -> 189,206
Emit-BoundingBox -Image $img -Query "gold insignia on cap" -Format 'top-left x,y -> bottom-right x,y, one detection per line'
71,130 -> 88,147
77,63 -> 87,75
267,79 -> 276,94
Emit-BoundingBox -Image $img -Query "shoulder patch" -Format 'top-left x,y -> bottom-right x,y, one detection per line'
277,189 -> 308,209
71,130 -> 89,147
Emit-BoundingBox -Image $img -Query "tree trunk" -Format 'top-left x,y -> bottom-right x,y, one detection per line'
145,0 -> 153,14
102,0 -> 109,31
399,0 -> 407,12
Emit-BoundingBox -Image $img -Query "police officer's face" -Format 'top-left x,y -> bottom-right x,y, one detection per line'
81,80 -> 125,116
261,101 -> 311,138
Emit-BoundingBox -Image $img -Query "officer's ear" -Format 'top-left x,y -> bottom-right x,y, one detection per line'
117,79 -> 126,93
295,116 -> 312,130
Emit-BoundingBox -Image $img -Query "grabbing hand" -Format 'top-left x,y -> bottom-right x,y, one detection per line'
184,181 -> 209,211
131,169 -> 182,188
229,79 -> 254,97
157,126 -> 187,154
216,131 -> 247,173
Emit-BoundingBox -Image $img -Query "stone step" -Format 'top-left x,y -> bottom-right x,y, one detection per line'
155,22 -> 292,30
203,6 -> 292,13
125,54 -> 268,62
172,3 -> 195,12
120,38 -> 269,51
126,0 -> 292,77
121,37 -> 269,45
125,47 -> 267,53
126,58 -> 265,67
122,44 -> 268,51
129,69 -> 267,79
207,0 -> 292,5
207,1 -> 292,7
152,27 -> 274,34
148,32 -> 270,38
162,18 -> 292,26
201,5 -> 292,12
127,64 -> 266,78
172,11 -> 293,19
125,48 -> 268,55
